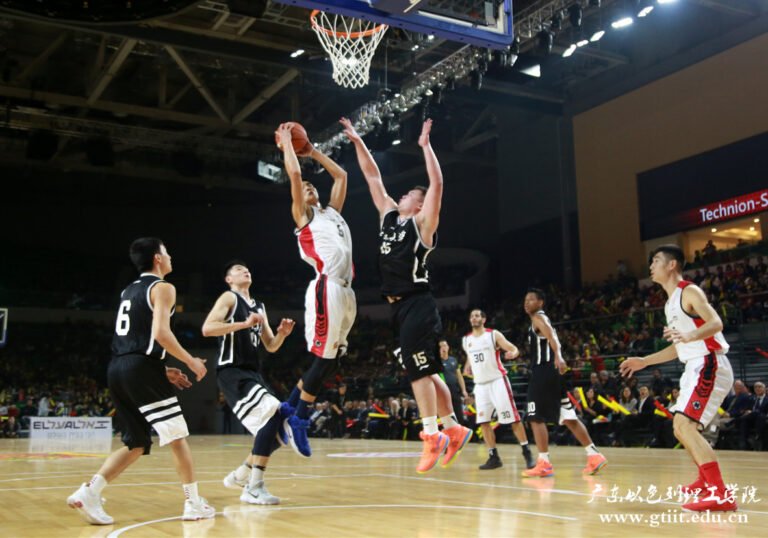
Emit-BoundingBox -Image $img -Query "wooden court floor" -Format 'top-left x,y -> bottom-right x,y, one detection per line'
0,435 -> 766,537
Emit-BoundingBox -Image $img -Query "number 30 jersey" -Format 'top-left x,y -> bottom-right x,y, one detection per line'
216,291 -> 264,372
111,274 -> 173,360
462,329 -> 506,384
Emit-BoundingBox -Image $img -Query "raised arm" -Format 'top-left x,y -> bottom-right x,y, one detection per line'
340,117 -> 396,217
151,282 -> 208,381
414,119 -> 442,243
308,147 -> 348,213
493,330 -> 520,359
259,306 -> 296,353
276,123 -> 310,228
201,292 -> 263,337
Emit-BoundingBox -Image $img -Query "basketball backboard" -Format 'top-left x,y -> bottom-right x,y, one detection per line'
272,0 -> 514,49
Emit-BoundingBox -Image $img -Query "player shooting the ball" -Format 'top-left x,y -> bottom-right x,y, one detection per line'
274,122 -> 357,458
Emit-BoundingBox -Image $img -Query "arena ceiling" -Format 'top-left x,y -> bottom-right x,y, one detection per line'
0,0 -> 764,189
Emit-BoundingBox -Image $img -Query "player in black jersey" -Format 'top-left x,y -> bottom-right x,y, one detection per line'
341,117 -> 472,474
67,238 -> 214,525
522,288 -> 607,478
202,260 -> 295,505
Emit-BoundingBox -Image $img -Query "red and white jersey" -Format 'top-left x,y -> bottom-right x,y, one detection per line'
665,280 -> 729,363
296,206 -> 353,282
462,329 -> 506,384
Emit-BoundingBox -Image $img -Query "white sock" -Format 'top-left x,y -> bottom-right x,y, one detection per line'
234,463 -> 251,481
183,482 -> 200,503
538,452 -> 550,463
585,443 -> 600,456
87,474 -> 107,495
520,441 -> 529,447
249,466 -> 265,488
440,414 -> 458,429
423,416 -> 439,435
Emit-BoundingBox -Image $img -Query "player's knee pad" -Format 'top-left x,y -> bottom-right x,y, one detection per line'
302,356 -> 338,395
252,413 -> 281,457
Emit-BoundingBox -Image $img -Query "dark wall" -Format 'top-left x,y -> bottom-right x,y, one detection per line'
1,146 -> 502,301
494,107 -> 579,290
637,130 -> 768,239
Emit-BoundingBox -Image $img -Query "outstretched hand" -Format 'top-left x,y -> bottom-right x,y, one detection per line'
339,117 -> 362,143
277,318 -> 296,336
275,123 -> 293,150
165,367 -> 192,390
619,357 -> 646,378
418,118 -> 433,147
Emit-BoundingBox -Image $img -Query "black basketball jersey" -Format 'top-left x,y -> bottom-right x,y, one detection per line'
216,291 -> 264,371
378,209 -> 436,297
111,274 -> 173,360
528,310 -> 557,372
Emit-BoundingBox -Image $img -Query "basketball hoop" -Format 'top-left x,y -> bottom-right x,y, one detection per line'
310,10 -> 388,89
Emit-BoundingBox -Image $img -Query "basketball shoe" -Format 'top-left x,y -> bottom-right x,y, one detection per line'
416,431 -> 449,473
479,454 -> 502,470
582,454 -> 607,475
441,425 -> 473,468
223,470 -> 248,490
522,459 -> 554,478
182,497 -> 216,521
285,415 -> 312,457
240,481 -> 280,505
67,483 -> 113,525
276,402 -> 295,446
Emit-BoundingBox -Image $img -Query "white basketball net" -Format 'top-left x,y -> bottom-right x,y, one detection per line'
310,10 -> 388,89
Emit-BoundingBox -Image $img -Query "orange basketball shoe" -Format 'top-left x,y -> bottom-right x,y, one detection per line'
522,459 -> 554,478
440,425 -> 473,468
416,431 -> 449,474
582,454 -> 607,475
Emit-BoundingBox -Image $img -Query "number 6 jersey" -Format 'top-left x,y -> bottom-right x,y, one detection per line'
111,274 -> 174,360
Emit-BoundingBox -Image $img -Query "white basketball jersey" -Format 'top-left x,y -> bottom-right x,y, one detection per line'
462,329 -> 506,384
296,206 -> 353,282
665,280 -> 729,363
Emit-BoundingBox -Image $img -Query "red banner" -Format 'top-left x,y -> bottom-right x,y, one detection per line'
696,189 -> 768,225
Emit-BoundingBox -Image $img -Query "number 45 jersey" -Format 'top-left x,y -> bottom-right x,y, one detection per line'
462,329 -> 507,384
111,274 -> 173,360
378,209 -> 435,297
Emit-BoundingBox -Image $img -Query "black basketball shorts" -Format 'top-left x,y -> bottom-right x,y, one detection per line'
391,292 -> 444,382
108,354 -> 189,454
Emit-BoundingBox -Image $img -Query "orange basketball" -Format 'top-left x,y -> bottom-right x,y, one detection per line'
275,122 -> 312,156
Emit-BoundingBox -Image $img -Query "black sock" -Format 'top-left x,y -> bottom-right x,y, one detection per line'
489,448 -> 498,458
296,399 -> 310,419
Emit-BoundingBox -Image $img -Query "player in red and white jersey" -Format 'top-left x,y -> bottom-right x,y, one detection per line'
276,124 -> 356,458
621,245 -> 736,512
462,309 -> 535,470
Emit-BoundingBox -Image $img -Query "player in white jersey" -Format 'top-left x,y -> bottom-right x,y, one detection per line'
621,245 -> 736,512
462,309 -> 535,470
276,123 -> 356,458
